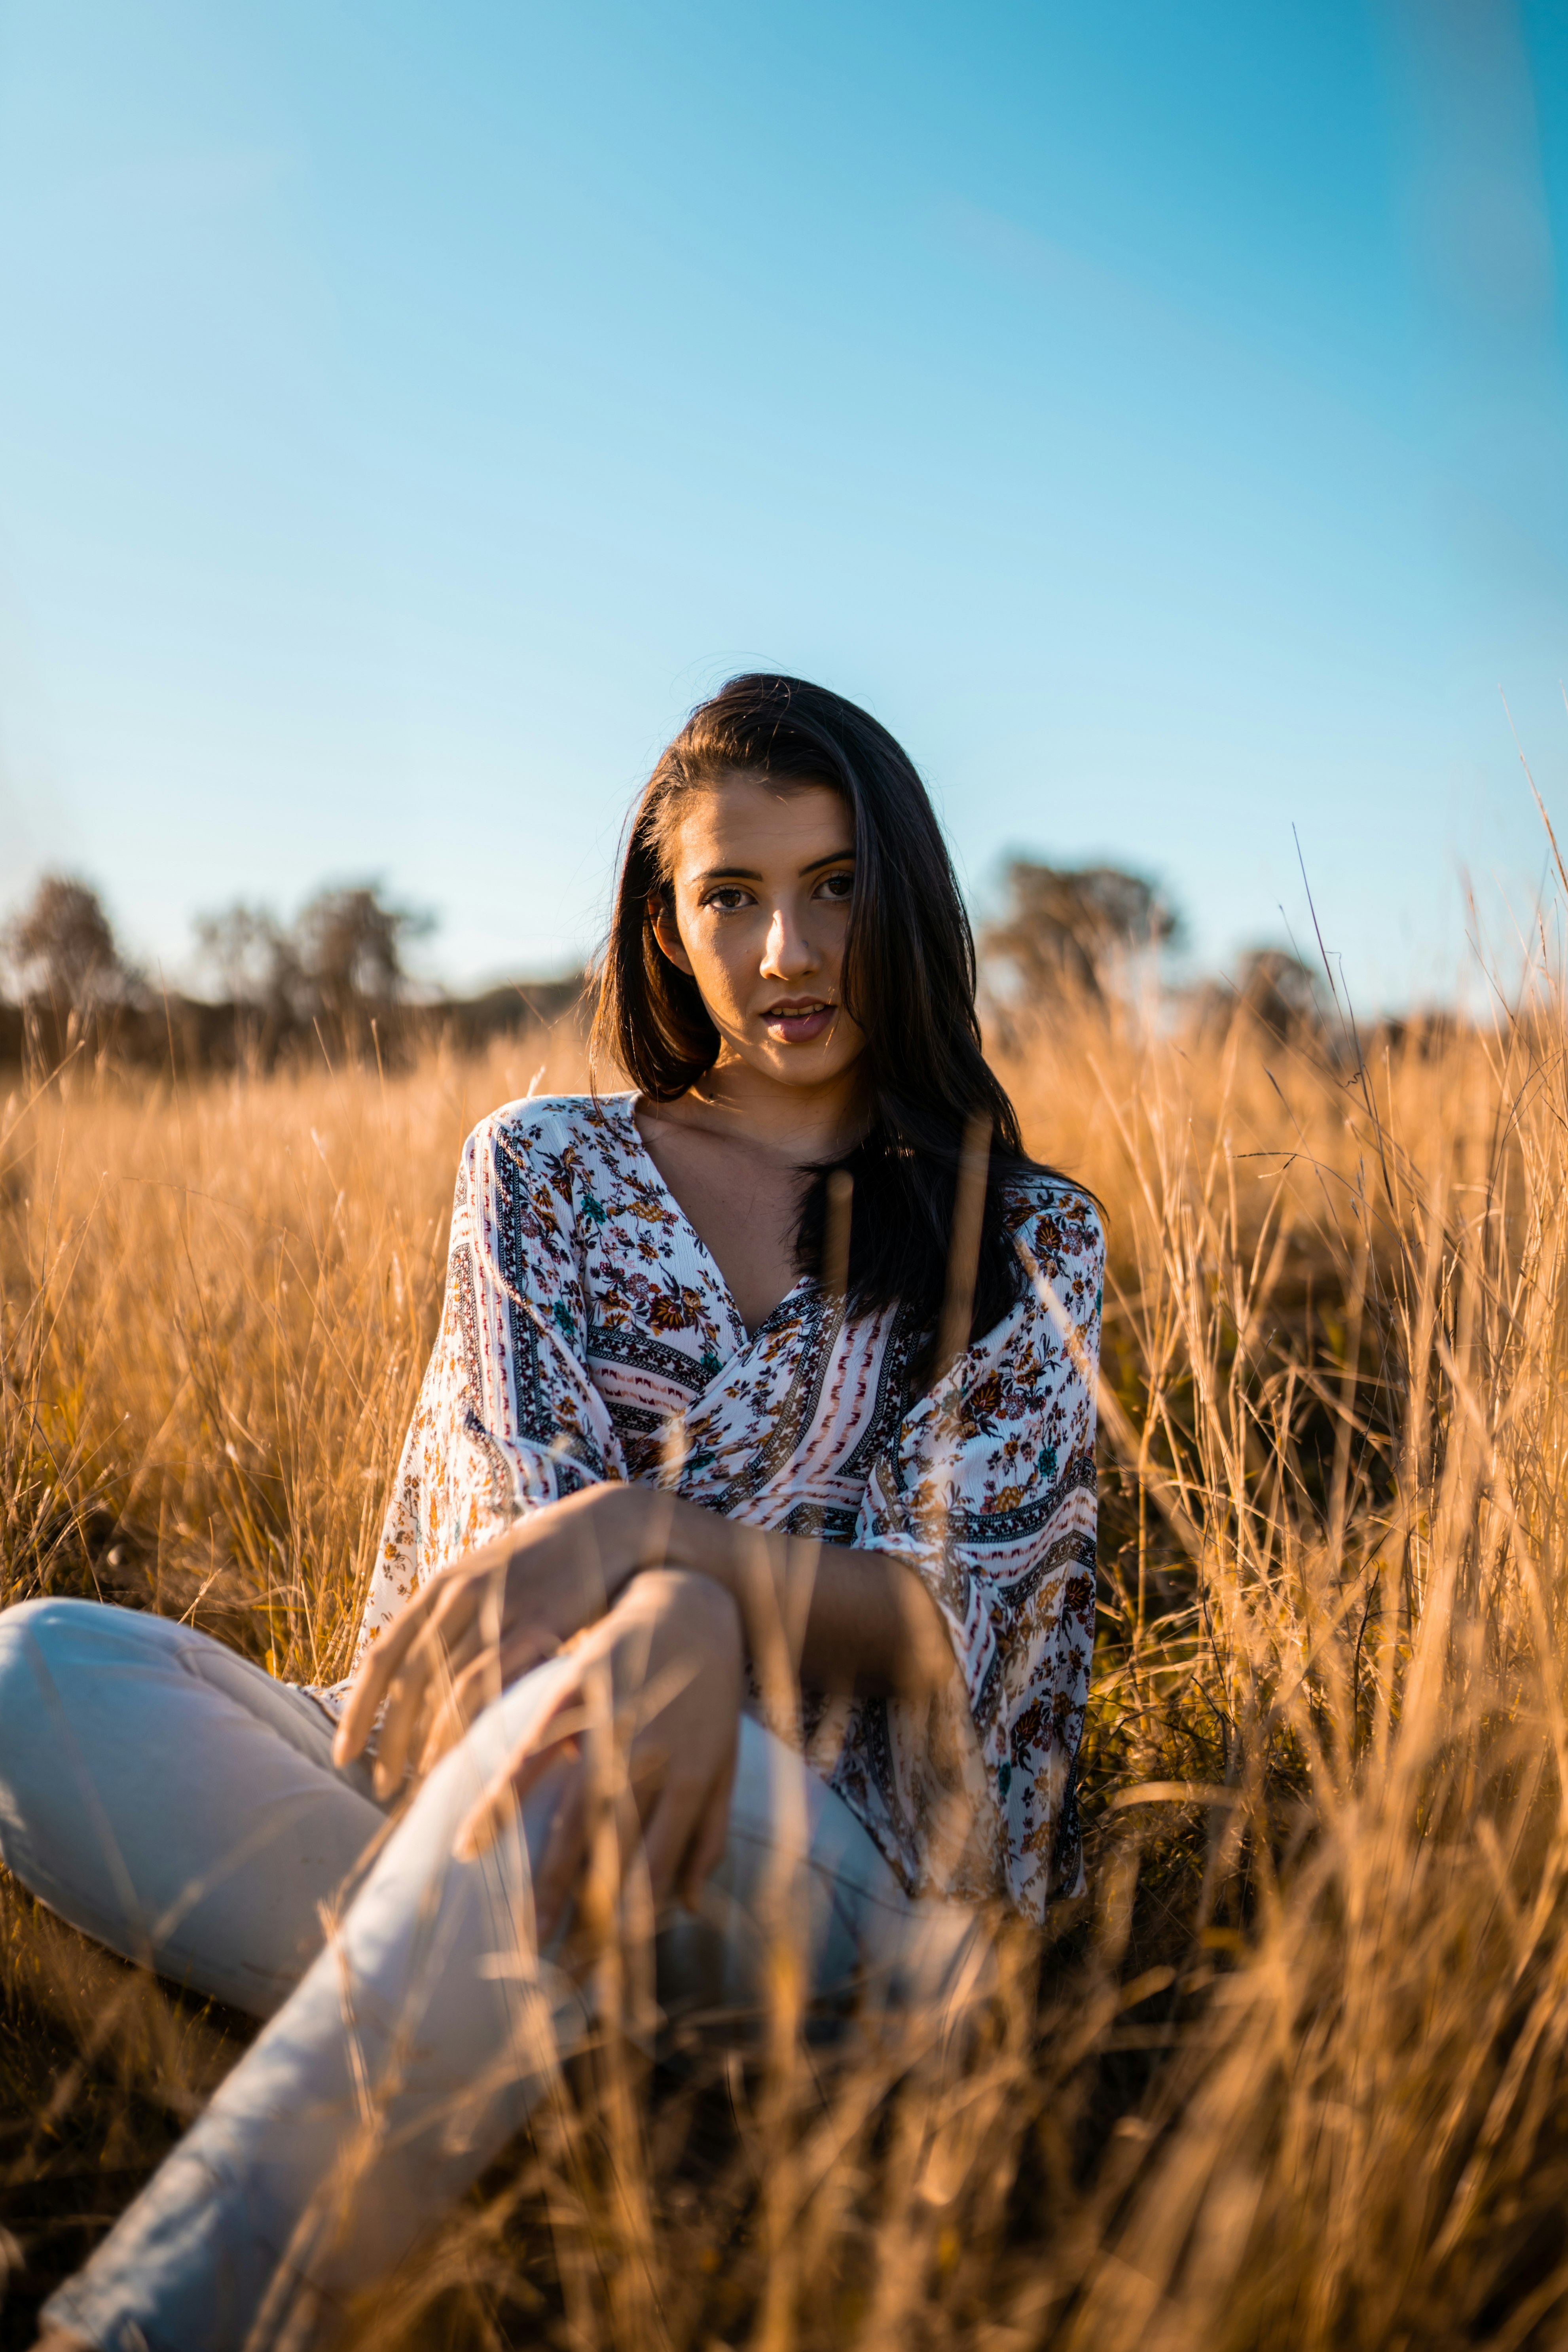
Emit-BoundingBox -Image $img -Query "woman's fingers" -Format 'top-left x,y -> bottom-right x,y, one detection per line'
637,1773 -> 704,1909
336,1537 -> 520,1771
639,1734 -> 735,1913
679,1747 -> 737,1912
421,1622 -> 566,1775
371,1601 -> 476,1796
332,1577 -> 444,1765
530,1757 -> 592,1942
336,1512 -> 620,1778
451,1687 -> 589,1860
335,1575 -> 477,1775
417,1639 -> 506,1778
453,1730 -> 582,1864
459,1733 -> 727,1950
369,1666 -> 428,1801
369,1560 -> 515,1795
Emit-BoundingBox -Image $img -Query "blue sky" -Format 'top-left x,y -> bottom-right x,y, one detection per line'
0,0 -> 1564,1003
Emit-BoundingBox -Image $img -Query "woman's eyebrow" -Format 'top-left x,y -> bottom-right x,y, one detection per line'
692,849 -> 855,885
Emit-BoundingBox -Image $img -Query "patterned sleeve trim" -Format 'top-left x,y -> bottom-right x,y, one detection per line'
351,1108 -> 626,1660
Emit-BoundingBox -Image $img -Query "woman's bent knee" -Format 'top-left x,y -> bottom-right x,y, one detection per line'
0,1600 -> 157,1945
0,1596 -> 123,1742
0,1597 -> 382,2011
0,1592 -> 113,1665
0,1592 -> 182,1670
0,1597 -> 182,1761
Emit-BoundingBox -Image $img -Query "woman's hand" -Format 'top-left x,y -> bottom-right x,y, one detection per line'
455,1567 -> 743,1942
333,1482 -> 668,1799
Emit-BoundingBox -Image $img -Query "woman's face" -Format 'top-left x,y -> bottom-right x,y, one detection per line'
652,773 -> 866,1093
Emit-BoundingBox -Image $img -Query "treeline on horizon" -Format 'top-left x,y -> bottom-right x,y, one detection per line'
0,877 -> 585,1078
0,864 -> 1450,1081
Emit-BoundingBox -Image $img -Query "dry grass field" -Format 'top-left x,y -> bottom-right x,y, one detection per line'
5,930 -> 1568,2350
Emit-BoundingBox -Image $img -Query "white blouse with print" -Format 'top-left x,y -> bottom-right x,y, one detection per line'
347,1093 -> 1103,1924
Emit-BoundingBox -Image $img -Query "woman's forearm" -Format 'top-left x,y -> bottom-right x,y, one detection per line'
787,1540 -> 959,1700
599,1485 -> 957,1702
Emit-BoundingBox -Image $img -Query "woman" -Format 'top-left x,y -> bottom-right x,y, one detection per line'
9,675 -> 1103,2352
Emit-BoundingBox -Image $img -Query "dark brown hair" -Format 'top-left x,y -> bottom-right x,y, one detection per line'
592,674 -> 1053,1365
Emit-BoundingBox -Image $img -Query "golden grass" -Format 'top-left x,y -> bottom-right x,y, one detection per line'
5,953 -> 1568,2349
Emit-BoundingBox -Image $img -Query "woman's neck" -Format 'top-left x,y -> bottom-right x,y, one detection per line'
662,1049 -> 866,1166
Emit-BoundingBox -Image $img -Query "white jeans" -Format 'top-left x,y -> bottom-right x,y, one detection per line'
0,1598 -> 982,2351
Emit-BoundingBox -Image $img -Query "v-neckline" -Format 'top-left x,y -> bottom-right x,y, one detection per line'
611,1094 -> 813,1348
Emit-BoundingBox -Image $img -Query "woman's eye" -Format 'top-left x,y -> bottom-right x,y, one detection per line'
704,887 -> 753,913
815,872 -> 854,902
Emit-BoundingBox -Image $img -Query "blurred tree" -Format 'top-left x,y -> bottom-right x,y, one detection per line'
192,903 -> 301,1017
1187,948 -> 1329,1051
193,882 -> 434,1034
2,876 -> 133,1007
979,860 -> 1182,1005
292,885 -> 432,1019
1231,948 -> 1326,1039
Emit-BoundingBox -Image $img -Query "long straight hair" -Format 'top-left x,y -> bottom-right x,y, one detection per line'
592,675 -> 1056,1371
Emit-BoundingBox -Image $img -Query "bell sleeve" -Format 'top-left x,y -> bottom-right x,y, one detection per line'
849,1183 -> 1103,1921
353,1108 -> 626,1662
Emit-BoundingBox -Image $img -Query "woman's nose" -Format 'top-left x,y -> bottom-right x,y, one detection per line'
761,907 -> 818,980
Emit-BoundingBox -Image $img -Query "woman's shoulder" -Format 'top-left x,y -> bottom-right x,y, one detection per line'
461,1091 -> 639,1172
1001,1166 -> 1104,1279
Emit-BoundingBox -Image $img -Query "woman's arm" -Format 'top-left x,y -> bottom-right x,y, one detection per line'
334,1479 -> 954,1799
607,1485 -> 959,1704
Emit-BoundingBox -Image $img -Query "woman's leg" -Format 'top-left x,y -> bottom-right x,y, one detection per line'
37,1647 -> 590,2351
661,1711 -> 988,2030
0,1597 -> 386,2017
39,1682 -> 982,2352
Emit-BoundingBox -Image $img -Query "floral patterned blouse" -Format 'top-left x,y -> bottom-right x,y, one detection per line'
346,1092 -> 1103,1923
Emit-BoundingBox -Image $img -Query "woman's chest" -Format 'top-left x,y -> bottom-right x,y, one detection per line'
573,1214 -> 912,1536
631,1121 -> 807,1336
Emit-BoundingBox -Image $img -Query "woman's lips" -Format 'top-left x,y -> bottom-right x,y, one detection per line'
762,1002 -> 834,1044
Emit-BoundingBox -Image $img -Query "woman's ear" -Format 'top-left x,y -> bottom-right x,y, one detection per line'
650,895 -> 694,977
